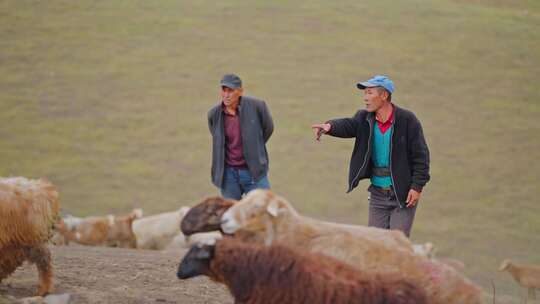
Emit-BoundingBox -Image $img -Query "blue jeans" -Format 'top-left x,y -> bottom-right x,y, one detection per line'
220,167 -> 270,200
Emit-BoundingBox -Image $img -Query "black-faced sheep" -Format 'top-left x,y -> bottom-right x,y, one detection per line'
0,177 -> 60,296
177,238 -> 428,304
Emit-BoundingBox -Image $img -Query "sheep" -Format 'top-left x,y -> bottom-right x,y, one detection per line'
49,214 -> 84,245
106,209 -> 143,248
182,195 -> 413,249
62,214 -> 83,231
62,209 -> 142,248
219,189 -> 484,304
499,259 -> 540,301
180,196 -> 262,243
132,207 -> 190,250
49,219 -> 69,246
0,177 -> 60,296
177,237 -> 428,304
183,196 -> 441,258
180,197 -> 236,236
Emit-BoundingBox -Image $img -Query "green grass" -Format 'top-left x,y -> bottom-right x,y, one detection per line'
1,0 -> 539,302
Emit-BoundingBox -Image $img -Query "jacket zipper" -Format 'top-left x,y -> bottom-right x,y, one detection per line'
388,126 -> 403,208
349,117 -> 372,192
218,111 -> 226,187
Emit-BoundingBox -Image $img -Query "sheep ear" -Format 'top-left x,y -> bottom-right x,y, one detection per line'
266,200 -> 280,217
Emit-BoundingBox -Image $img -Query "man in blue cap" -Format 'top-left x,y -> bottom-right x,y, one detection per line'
208,74 -> 274,200
311,75 -> 430,237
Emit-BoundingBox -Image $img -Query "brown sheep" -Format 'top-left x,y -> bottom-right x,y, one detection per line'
0,177 -> 60,296
499,259 -> 540,301
177,237 -> 428,304
60,209 -> 142,248
107,209 -> 143,248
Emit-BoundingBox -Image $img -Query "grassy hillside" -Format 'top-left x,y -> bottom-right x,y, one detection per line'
1,0 -> 539,302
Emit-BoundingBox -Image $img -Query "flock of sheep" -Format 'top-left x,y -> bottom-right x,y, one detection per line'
1,176 -> 539,303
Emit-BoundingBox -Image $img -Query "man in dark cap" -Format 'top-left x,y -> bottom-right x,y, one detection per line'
207,74 -> 274,200
311,75 -> 430,237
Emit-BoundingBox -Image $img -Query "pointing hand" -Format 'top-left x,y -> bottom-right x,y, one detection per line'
311,123 -> 331,141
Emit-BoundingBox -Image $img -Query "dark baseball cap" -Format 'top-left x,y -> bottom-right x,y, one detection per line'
220,74 -> 242,89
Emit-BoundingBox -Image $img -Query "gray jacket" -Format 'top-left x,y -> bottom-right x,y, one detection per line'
207,96 -> 274,188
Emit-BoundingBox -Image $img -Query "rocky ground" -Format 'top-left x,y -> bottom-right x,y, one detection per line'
0,245 -> 233,304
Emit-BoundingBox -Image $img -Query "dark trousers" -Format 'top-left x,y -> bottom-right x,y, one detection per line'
367,185 -> 417,237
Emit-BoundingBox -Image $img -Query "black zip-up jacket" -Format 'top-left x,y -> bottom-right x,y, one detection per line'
208,96 -> 274,188
327,105 -> 430,207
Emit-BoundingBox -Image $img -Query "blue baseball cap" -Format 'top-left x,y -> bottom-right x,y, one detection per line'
356,75 -> 395,94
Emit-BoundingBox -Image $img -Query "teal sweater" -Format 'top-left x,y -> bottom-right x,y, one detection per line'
370,125 -> 393,187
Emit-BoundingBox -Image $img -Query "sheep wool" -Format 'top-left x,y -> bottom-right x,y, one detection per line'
179,238 -> 428,304
0,177 -> 60,296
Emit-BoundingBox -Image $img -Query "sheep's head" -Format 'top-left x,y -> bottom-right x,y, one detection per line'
180,197 -> 236,235
499,259 -> 512,271
120,208 -> 144,227
132,208 -> 144,220
220,189 -> 294,236
177,242 -> 215,280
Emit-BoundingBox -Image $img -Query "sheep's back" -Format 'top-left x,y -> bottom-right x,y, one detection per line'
74,218 -> 111,245
0,177 -> 59,248
132,210 -> 185,249
304,234 -> 483,304
308,217 -> 413,251
516,265 -> 540,288
212,239 -> 428,304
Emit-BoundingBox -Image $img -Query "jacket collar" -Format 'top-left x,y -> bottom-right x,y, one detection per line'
366,103 -> 400,123
221,96 -> 243,116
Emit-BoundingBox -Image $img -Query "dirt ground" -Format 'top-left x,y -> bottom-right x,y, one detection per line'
0,245 -> 233,304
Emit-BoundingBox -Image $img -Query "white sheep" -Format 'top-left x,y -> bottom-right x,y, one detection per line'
132,207 -> 190,250
222,190 -> 413,251
220,189 -> 484,304
499,259 -> 540,301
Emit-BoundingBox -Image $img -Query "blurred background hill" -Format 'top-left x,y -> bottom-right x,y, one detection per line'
1,0 -> 539,302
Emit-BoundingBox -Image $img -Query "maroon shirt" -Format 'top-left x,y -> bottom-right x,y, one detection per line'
223,103 -> 247,168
